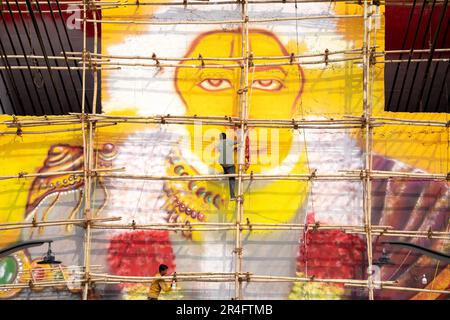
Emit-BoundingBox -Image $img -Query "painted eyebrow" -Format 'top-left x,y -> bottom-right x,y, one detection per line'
253,66 -> 288,76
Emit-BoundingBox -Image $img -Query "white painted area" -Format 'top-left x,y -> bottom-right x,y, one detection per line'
102,3 -> 354,115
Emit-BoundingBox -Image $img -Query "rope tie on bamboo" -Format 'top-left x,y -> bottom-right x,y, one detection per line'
446,172 -> 450,181
31,215 -> 37,228
151,53 -> 160,67
359,169 -> 365,180
248,53 -> 254,67
184,219 -> 192,233
312,221 -> 320,232
198,54 -> 205,67
233,247 -> 243,255
246,217 -> 252,232
16,126 -> 23,137
309,168 -> 317,180
17,171 -> 27,179
131,220 -> 136,230
289,53 -> 295,64
369,47 -> 376,66
379,227 -> 388,237
292,119 -> 298,129
324,48 -> 329,66
427,227 -> 433,239
237,87 -> 248,95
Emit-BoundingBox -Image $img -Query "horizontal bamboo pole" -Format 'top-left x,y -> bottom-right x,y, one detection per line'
7,0 -> 445,7
0,217 -> 122,231
0,122 -> 117,135
384,48 -> 450,55
80,56 -> 364,69
66,48 -> 363,62
1,272 -> 447,296
346,231 -> 449,240
345,283 -> 450,295
77,14 -> 374,25
1,6 -> 119,13
1,54 -> 108,63
96,171 -> 449,182
0,66 -> 119,71
0,167 -> 124,181
88,222 -> 449,239
10,1 -> 120,4
4,113 -> 448,129
377,58 -> 450,64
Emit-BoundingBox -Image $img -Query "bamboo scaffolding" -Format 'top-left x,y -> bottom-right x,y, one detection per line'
3,277 -> 448,296
0,167 -> 123,181
0,123 -> 117,135
80,0 -> 92,301
85,222 -> 450,239
362,0 -> 374,301
0,66 -> 119,70
77,14 -> 377,26
1,6 -> 120,13
1,0 -> 448,301
65,47 -> 364,61
377,58 -> 450,64
75,56 -> 364,69
0,54 -> 108,62
0,217 -> 121,231
94,171 -> 450,182
3,113 -> 448,128
5,0 -> 447,6
4,113 -> 448,129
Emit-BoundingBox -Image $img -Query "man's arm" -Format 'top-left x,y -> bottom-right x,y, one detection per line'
159,278 -> 172,293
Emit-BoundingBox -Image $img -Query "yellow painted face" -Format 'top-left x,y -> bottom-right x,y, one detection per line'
175,29 -> 305,173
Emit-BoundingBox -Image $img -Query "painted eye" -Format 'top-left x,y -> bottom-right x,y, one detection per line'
198,79 -> 232,91
252,79 -> 283,91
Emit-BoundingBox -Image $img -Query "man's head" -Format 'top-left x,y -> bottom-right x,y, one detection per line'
220,133 -> 226,140
159,264 -> 169,276
175,29 -> 305,173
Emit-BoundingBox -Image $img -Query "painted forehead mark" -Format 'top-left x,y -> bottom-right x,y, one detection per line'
253,66 -> 288,76
229,39 -> 235,58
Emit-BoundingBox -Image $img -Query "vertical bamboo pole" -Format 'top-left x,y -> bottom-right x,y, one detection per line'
80,0 -> 98,300
233,0 -> 249,300
362,0 -> 375,300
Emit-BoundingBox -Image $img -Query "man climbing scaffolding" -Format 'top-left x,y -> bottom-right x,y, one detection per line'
148,264 -> 176,300
217,132 -> 239,201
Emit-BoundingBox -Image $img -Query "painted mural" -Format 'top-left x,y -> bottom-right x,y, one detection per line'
0,1 -> 449,300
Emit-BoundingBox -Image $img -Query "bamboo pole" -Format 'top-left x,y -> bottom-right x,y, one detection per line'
80,0 -> 90,301
0,217 -> 121,231
3,113 -> 448,128
1,6 -> 120,13
7,0 -> 447,6
95,171 -> 450,181
0,66 -> 120,70
65,47 -> 363,61
362,0 -> 374,301
86,222 -> 450,239
77,14 -> 376,26
82,0 -> 99,300
76,56 -> 364,69
0,167 -> 123,181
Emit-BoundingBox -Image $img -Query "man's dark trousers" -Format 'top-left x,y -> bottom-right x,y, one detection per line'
221,164 -> 236,198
